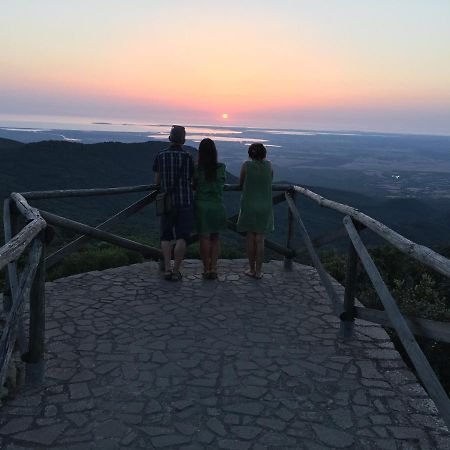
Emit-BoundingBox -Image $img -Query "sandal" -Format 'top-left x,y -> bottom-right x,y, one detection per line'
209,271 -> 218,280
171,271 -> 183,281
244,270 -> 256,278
254,273 -> 263,280
164,270 -> 172,281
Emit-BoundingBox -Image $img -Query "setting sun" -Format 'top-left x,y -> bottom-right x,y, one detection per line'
222,113 -> 228,119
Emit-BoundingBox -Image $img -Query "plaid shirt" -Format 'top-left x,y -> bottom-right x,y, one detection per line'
153,144 -> 194,208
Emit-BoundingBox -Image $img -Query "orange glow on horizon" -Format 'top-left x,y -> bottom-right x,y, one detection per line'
1,2 -> 450,132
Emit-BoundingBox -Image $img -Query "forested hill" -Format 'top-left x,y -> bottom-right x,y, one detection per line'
0,138 -> 208,196
1,137 -> 450,247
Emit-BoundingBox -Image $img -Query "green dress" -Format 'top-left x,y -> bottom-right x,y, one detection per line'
237,160 -> 274,233
194,163 -> 227,234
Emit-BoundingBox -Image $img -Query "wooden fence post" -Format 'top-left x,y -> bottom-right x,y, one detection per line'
2,270 -> 12,315
340,220 -> 365,338
26,232 -> 46,384
3,199 -> 28,353
344,215 -> 450,429
2,200 -> 14,313
340,238 -> 359,338
284,190 -> 296,270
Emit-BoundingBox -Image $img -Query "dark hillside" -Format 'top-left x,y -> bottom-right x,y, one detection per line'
0,139 -> 238,234
291,186 -> 450,247
0,137 -> 24,150
1,140 -> 175,195
1,139 -> 449,248
0,140 -> 180,230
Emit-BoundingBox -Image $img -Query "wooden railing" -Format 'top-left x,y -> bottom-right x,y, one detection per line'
0,194 -> 46,387
1,183 -> 450,429
284,187 -> 450,429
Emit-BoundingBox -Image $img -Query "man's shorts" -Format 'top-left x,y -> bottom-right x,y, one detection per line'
160,207 -> 194,242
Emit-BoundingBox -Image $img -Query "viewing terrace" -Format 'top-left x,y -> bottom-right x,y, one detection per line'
0,183 -> 449,448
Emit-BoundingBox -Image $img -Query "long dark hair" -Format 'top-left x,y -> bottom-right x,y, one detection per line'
248,143 -> 267,161
198,138 -> 218,182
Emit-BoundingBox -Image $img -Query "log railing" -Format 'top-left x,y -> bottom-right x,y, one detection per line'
284,188 -> 450,429
1,195 -> 46,387
1,182 -> 450,428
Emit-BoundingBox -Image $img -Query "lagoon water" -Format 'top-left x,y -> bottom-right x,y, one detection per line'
1,116 -> 450,197
0,116 -> 378,145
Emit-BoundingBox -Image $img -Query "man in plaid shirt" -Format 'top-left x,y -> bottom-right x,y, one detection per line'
153,125 -> 194,281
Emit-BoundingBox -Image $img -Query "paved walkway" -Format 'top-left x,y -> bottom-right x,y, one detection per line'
0,260 -> 449,449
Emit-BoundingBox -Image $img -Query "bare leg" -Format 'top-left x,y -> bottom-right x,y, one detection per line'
255,233 -> 265,278
173,239 -> 187,273
199,235 -> 211,273
210,235 -> 220,272
246,232 -> 256,275
161,240 -> 173,272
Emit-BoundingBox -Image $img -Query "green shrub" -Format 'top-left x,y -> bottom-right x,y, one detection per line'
391,273 -> 450,320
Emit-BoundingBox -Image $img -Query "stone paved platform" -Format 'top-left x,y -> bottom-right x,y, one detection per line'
0,260 -> 449,449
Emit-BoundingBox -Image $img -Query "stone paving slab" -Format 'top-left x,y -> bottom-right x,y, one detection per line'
0,260 -> 449,449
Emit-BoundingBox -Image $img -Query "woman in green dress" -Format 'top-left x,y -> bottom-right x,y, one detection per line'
237,143 -> 274,279
194,138 -> 227,279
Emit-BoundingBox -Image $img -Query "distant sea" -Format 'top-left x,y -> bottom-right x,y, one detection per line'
0,114 -> 392,146
2,115 -> 450,198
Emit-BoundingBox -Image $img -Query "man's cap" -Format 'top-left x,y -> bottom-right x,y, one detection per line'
169,125 -> 186,144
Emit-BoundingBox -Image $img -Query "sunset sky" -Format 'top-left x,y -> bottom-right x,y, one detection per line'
1,1 -> 450,134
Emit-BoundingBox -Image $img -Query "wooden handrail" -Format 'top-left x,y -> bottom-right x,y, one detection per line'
20,181 -> 450,275
0,219 -> 45,270
0,192 -> 46,270
2,200 -> 27,354
344,215 -> 450,428
45,190 -> 159,268
20,183 -> 293,199
10,193 -> 43,222
39,210 -> 162,259
20,184 -> 159,199
293,185 -> 450,278
2,180 -> 450,418
224,184 -> 292,192
0,239 -> 42,387
226,220 -> 295,258
285,192 -> 345,315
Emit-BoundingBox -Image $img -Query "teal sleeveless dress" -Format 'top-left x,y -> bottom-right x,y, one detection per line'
194,163 -> 227,234
237,160 -> 274,233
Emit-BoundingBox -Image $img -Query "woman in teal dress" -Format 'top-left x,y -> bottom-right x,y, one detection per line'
237,143 -> 274,279
194,138 -> 227,279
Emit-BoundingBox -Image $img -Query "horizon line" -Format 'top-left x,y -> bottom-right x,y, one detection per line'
1,121 -> 450,140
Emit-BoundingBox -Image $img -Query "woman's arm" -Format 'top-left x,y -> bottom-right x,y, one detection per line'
239,162 -> 247,187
